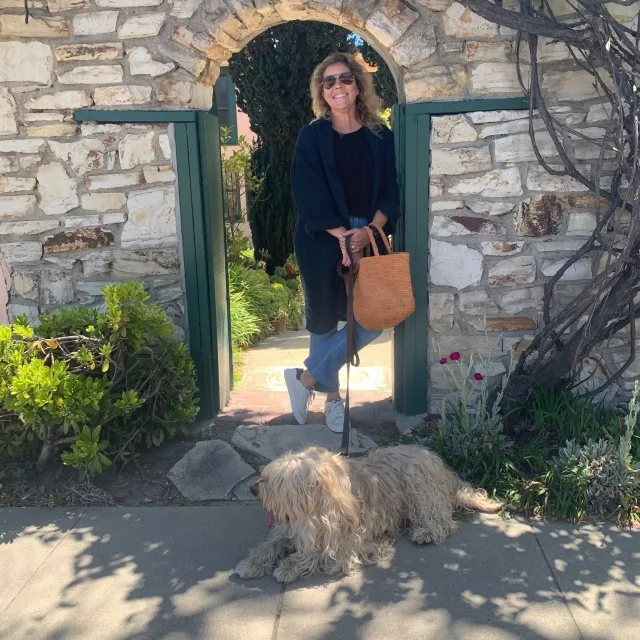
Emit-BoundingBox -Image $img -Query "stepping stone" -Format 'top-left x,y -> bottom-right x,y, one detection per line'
167,440 -> 254,501
232,475 -> 259,501
231,424 -> 378,462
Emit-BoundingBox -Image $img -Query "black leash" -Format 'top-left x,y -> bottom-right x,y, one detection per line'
340,243 -> 360,457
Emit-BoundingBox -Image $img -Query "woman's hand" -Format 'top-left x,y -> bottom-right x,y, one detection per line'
338,233 -> 365,267
342,228 -> 371,254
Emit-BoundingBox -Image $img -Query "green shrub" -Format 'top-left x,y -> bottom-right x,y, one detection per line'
0,281 -> 199,477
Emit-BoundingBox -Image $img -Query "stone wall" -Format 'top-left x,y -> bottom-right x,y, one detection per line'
427,106 -> 638,411
0,0 -> 636,400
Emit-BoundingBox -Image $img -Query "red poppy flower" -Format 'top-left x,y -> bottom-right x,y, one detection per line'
474,372 -> 484,381
439,357 -> 447,365
450,352 -> 461,361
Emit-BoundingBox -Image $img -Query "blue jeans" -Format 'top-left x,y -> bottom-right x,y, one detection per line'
304,217 -> 382,393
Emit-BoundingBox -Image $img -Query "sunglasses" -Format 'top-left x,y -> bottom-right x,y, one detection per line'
322,72 -> 355,90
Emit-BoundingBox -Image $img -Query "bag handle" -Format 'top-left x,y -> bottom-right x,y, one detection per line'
364,224 -> 393,257
340,242 -> 360,457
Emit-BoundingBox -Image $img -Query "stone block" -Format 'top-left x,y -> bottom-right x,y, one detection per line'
542,257 -> 592,281
469,110 -> 528,124
232,424 -> 377,461
0,220 -> 59,235
429,239 -> 483,289
158,134 -> 171,159
158,42 -> 207,78
449,168 -> 523,197
0,15 -> 69,38
58,65 -> 123,85
11,270 -> 39,301
72,11 -> 118,36
0,177 -> 36,194
81,192 -> 126,212
170,0 -> 203,18
167,440 -> 255,501
567,212 -> 597,236
47,0 -> 89,10
494,131 -> 557,163
54,43 -> 123,62
37,162 -> 79,216
21,113 -> 65,123
526,166 -> 590,192
93,85 -> 152,106
121,186 -> 177,249
49,138 -> 105,176
515,194 -> 562,236
156,71 -> 194,107
431,146 -> 492,175
488,256 -> 535,286
25,90 -> 92,110
481,241 -> 524,256
40,268 -> 73,305
0,195 -> 38,218
128,46 -> 174,77
44,227 -> 115,253
542,70 -> 608,101
467,201 -> 515,216
431,200 -> 464,211
431,215 -> 498,237
0,139 -> 46,154
472,63 -> 528,94
0,88 -> 17,136
459,290 -> 499,315
117,13 -> 166,39
171,26 -> 230,62
85,172 -> 142,190
431,114 -> 477,145
464,41 -> 511,62
118,132 -> 156,169
405,65 -> 466,102
0,41 -> 53,84
428,292 -> 454,332
499,287 -> 543,314
389,23 -> 436,68
8,304 -> 40,325
484,317 -> 537,331
143,165 -> 175,183
62,213 -> 126,227
443,2 -> 499,38
27,123 -> 78,137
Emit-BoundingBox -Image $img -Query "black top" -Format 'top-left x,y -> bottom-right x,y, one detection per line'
290,119 -> 401,334
332,127 -> 374,221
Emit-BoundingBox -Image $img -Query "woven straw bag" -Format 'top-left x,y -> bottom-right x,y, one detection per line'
350,225 -> 415,331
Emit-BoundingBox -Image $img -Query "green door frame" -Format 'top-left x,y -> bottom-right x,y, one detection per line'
74,108 -> 231,420
392,97 -> 529,416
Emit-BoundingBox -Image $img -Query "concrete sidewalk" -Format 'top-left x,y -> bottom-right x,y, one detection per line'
0,506 -> 638,640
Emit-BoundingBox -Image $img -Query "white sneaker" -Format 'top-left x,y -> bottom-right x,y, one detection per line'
284,368 -> 314,425
324,398 -> 350,433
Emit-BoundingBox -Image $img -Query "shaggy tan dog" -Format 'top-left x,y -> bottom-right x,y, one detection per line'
234,444 -> 502,583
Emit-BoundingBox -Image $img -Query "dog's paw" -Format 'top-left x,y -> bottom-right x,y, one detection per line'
234,559 -> 266,579
273,562 -> 301,583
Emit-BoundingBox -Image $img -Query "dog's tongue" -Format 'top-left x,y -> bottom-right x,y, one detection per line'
266,511 -> 275,528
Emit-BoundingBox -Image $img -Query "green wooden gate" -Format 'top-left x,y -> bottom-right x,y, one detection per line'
74,109 -> 231,420
392,98 -> 528,416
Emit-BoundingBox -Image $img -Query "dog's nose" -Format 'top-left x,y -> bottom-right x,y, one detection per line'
249,482 -> 259,497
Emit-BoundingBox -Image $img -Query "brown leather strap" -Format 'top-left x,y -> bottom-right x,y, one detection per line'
340,243 -> 360,457
364,224 -> 393,256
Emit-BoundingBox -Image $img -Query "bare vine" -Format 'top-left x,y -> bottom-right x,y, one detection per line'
460,0 -> 640,403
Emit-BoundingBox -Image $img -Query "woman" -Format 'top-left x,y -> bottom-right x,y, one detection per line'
285,51 -> 401,433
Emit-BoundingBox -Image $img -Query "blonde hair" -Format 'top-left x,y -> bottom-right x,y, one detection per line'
310,51 -> 386,134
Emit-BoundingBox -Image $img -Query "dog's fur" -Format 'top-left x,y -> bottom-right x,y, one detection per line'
235,444 -> 502,583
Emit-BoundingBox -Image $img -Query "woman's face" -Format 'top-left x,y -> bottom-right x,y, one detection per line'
322,62 -> 359,116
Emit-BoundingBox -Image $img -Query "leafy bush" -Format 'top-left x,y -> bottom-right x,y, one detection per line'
403,345 -> 640,524
0,281 -> 199,477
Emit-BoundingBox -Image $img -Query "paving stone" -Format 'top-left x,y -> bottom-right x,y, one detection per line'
232,424 -> 377,461
166,439 -> 255,501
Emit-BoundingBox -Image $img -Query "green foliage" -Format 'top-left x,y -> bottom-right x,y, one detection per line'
228,261 -> 304,352
220,126 -> 266,264
0,281 -> 199,476
229,21 -> 396,269
405,346 -> 640,524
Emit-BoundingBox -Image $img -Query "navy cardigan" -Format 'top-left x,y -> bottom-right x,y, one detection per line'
290,118 -> 401,335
